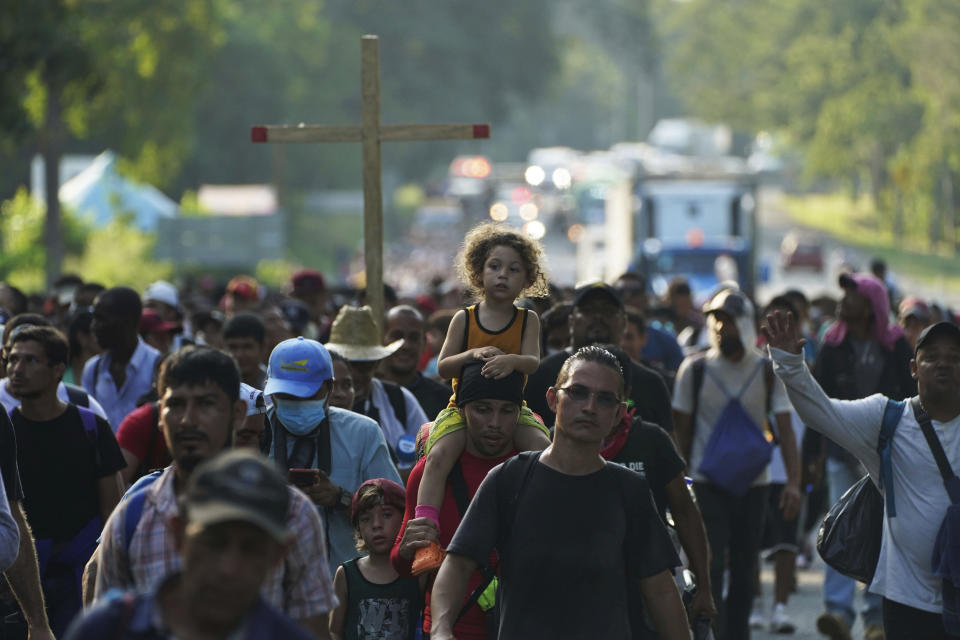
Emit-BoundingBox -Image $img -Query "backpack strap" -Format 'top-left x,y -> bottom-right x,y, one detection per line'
454,452 -> 540,624
763,358 -> 775,417
76,406 -> 102,468
704,358 -> 764,400
910,397 -> 960,503
519,307 -> 529,341
689,355 -> 706,442
64,383 -> 90,408
449,461 -> 471,517
878,398 -> 906,517
382,382 -> 407,426
76,405 -> 98,438
123,471 -> 162,555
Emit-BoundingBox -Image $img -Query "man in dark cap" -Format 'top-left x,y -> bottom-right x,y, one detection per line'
524,282 -> 673,433
65,450 -> 314,639
391,362 -> 529,640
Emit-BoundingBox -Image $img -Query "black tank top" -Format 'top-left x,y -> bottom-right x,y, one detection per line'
342,558 -> 421,640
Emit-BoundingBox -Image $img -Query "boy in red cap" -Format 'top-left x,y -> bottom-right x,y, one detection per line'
330,479 -> 423,639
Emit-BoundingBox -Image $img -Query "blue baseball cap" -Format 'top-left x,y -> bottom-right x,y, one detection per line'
264,336 -> 333,398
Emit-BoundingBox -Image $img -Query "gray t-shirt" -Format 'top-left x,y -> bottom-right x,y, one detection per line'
771,346 -> 956,614
673,348 -> 791,485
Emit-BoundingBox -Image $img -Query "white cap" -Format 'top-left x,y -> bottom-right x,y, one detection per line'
240,382 -> 271,417
144,281 -> 179,309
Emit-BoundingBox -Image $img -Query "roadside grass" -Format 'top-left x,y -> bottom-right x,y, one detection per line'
783,193 -> 960,292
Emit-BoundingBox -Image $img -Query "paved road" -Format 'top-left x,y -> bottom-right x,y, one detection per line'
751,551 -> 878,640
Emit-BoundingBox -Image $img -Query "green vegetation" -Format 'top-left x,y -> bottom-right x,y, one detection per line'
659,0 -> 960,254
1,0 -> 656,287
785,194 -> 960,289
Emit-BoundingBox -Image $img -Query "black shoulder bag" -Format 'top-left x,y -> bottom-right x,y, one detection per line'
816,398 -> 904,583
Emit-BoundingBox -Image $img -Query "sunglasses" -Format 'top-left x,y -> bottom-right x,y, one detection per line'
556,384 -> 622,409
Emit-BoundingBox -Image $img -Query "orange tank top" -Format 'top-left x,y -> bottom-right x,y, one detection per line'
449,304 -> 529,401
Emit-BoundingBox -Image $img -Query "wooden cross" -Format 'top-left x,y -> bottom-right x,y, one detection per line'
252,35 -> 491,329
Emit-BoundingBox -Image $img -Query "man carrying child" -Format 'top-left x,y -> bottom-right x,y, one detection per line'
390,362 -> 525,640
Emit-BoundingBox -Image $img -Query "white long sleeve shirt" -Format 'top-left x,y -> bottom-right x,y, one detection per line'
770,346 -> 958,613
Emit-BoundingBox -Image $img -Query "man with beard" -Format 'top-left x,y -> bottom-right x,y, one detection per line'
83,287 -> 162,430
431,347 -> 688,640
94,346 -> 336,638
6,326 -> 125,635
807,273 -> 916,640
765,315 -> 960,640
390,363 -> 526,640
378,305 -> 451,421
672,288 -> 800,640
524,282 -> 673,433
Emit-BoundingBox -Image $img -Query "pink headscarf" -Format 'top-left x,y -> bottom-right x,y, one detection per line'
824,273 -> 904,351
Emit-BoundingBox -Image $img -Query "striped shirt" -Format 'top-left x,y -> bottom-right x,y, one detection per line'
94,466 -> 337,619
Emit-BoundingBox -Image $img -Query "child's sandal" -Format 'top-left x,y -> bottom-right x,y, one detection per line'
411,540 -> 445,575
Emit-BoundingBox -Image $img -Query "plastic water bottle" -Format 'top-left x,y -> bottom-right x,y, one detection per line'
396,434 -> 418,471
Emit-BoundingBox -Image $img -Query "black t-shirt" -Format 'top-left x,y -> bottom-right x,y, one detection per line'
0,410 -> 24,502
525,351 -> 674,433
12,405 -> 126,541
448,459 -> 680,640
407,373 -> 452,421
610,419 -> 686,523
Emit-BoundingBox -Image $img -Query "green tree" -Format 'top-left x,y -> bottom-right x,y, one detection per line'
660,0 -> 958,250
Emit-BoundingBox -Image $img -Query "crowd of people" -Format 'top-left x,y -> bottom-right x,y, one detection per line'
0,225 -> 958,640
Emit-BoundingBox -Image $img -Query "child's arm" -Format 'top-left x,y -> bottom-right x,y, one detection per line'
417,429 -> 467,513
329,565 -> 347,640
436,310 -> 504,379
480,311 -> 541,379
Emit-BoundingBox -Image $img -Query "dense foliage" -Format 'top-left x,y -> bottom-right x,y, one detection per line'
659,0 -> 960,251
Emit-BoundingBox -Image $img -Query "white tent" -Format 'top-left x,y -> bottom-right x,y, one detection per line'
59,151 -> 177,230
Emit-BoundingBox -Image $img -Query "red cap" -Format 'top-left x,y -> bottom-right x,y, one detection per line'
226,275 -> 260,301
351,478 -> 406,525
139,309 -> 181,335
290,269 -> 326,294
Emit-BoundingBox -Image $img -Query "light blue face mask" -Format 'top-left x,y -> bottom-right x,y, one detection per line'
275,397 -> 327,436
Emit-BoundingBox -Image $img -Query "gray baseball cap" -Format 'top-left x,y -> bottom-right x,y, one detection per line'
180,450 -> 290,543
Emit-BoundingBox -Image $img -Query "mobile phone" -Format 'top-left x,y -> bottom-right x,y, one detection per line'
288,468 -> 318,488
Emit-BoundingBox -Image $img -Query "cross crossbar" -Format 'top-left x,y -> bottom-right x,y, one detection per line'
251,123 -> 490,144
251,35 -> 490,329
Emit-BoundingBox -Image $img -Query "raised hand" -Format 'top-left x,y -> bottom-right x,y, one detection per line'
760,310 -> 806,355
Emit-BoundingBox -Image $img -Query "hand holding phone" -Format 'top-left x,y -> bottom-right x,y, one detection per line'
288,468 -> 319,488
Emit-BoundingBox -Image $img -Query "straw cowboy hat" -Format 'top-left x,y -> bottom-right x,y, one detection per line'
324,305 -> 403,362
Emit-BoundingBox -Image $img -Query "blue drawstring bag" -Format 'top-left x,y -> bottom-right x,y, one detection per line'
697,362 -> 771,496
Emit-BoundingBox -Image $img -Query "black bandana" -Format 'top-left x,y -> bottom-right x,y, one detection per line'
456,362 -> 524,408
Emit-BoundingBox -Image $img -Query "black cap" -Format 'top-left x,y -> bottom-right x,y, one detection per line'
572,282 -> 623,309
838,272 -> 857,290
915,321 -> 960,355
